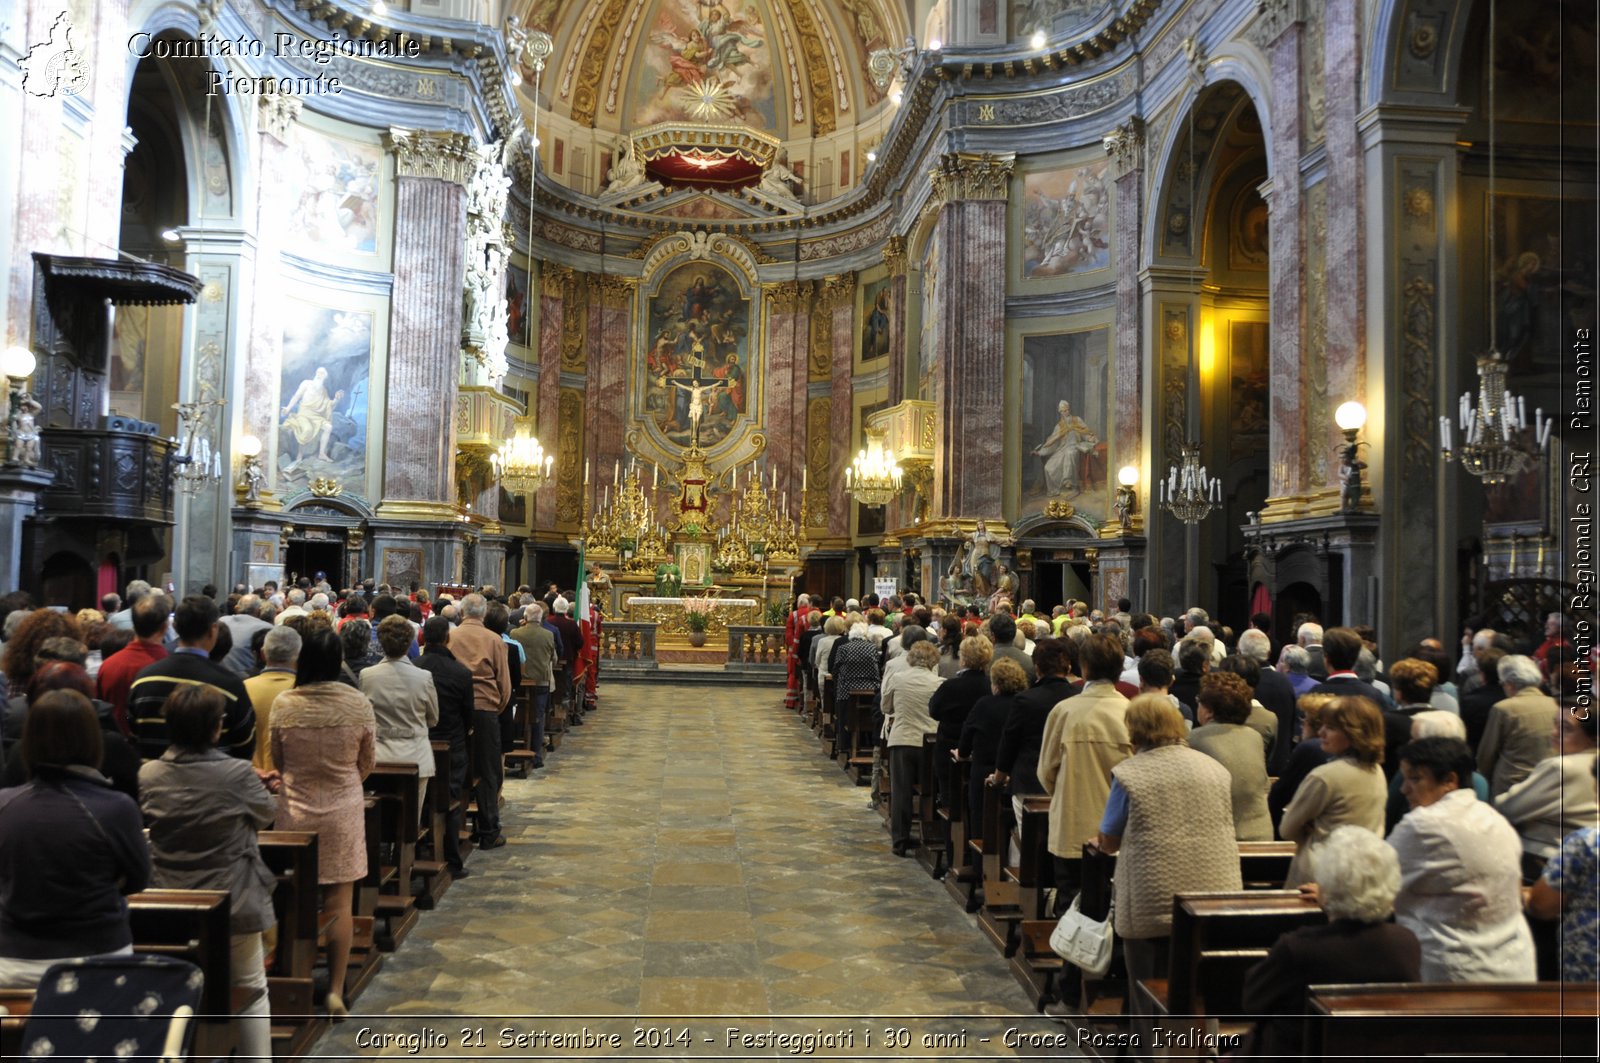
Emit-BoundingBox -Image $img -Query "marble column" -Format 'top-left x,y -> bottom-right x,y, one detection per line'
585,276 -> 630,503
1320,0 -> 1365,496
1257,20 -> 1308,522
1104,120 -> 1146,495
928,152 -> 1013,519
828,290 -> 855,538
883,236 -> 908,407
533,264 -> 570,530
763,280 -> 810,507
379,130 -> 473,509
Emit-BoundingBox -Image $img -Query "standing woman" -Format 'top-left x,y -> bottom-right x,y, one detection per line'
140,686 -> 278,1059
270,628 -> 375,1019
359,615 -> 439,810
1278,695 -> 1388,887
881,641 -> 945,857
0,691 -> 149,988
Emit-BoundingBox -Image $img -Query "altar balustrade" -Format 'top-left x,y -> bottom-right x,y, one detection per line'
725,625 -> 785,676
598,621 -> 658,674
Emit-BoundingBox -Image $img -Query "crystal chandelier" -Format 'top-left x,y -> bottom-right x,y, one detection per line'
1439,353 -> 1551,485
1159,443 -> 1219,524
490,430 -> 554,495
172,398 -> 225,495
1439,0 -> 1550,488
845,428 -> 902,506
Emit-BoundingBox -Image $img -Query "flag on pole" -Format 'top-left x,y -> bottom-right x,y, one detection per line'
575,538 -> 590,621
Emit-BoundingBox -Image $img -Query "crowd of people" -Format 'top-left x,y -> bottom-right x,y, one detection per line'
0,576 -> 594,1054
786,591 -> 1595,1052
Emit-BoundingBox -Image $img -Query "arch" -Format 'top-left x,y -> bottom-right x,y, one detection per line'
1363,0 -> 1476,110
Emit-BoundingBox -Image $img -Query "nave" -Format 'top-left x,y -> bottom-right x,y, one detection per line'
315,680 -> 1045,1057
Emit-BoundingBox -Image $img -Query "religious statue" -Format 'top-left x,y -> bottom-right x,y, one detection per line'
601,135 -> 649,195
8,396 -> 41,467
940,542 -> 974,610
654,559 -> 682,598
1033,399 -> 1099,496
756,151 -> 803,203
989,562 -> 1020,611
667,376 -> 728,446
965,519 -> 1010,599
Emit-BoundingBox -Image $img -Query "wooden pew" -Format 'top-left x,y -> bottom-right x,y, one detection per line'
819,676 -> 837,750
128,888 -> 237,1060
837,691 -> 877,784
941,754 -> 980,909
258,831 -> 326,1059
364,763 -> 421,952
505,679 -> 542,777
1307,983 -> 1599,1060
1004,796 -> 1060,1006
914,735 -> 946,877
343,797 -> 385,1002
1137,890 -> 1327,1055
1237,840 -> 1296,889
976,782 -> 1022,952
415,740 -> 457,909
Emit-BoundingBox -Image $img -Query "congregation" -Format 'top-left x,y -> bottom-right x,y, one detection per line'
784,588 -> 1596,1055
0,576 -> 592,1057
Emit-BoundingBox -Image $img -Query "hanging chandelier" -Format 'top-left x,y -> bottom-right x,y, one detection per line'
491,430 -> 553,495
1439,0 -> 1551,488
1159,443 -> 1219,525
845,428 -> 903,506
172,398 -> 225,495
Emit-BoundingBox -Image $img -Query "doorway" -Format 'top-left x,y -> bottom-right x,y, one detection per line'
284,539 -> 346,588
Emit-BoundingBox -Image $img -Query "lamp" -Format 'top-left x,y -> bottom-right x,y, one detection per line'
1334,401 -> 1369,512
490,430 -> 554,495
845,428 -> 903,506
236,433 -> 264,507
172,398 -> 225,495
1113,465 -> 1139,532
1439,0 -> 1551,487
1,346 -> 35,381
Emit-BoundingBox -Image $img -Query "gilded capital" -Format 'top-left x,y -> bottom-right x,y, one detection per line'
817,273 -> 855,310
540,263 -> 574,299
1102,118 -> 1145,179
594,274 -> 636,308
384,128 -> 477,187
882,234 -> 908,276
764,280 -> 812,313
258,94 -> 301,144
929,151 -> 1016,204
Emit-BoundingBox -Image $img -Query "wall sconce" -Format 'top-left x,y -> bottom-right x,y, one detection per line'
236,433 -> 264,508
1334,400 -> 1369,512
1114,465 -> 1139,532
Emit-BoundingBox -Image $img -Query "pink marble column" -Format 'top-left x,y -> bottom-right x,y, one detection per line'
762,282 -> 809,509
1321,0 -> 1364,489
884,237 -> 909,407
383,176 -> 466,502
533,268 -> 566,525
931,197 -> 1008,518
584,280 -> 630,495
1264,25 -> 1306,508
1107,130 -> 1145,488
828,306 -> 855,537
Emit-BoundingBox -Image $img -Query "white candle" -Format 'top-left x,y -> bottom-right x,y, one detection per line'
732,465 -> 737,490
653,464 -> 659,489
584,460 -> 590,484
771,466 -> 777,491
802,468 -> 808,492
1439,416 -> 1451,451
614,460 -> 619,483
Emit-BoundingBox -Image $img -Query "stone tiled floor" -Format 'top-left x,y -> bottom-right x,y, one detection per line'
315,681 -> 1068,1058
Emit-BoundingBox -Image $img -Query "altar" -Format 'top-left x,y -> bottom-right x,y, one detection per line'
623,596 -> 760,638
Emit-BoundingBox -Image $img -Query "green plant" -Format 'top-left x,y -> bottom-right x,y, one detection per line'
684,609 -> 711,633
765,601 -> 787,627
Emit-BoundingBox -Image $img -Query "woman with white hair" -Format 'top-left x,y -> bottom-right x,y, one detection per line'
882,641 -> 944,856
1243,825 -> 1421,1058
1477,654 -> 1561,798
1382,709 -> 1491,833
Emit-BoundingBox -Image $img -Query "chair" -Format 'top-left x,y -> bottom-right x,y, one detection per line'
21,954 -> 203,1062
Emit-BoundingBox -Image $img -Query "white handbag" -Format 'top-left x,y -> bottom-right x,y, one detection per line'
1049,893 -> 1115,976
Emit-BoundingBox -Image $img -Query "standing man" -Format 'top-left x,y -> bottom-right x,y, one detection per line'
218,593 -> 272,678
548,596 -> 584,718
98,592 -> 172,733
413,617 -> 475,877
448,594 -> 511,849
126,595 -> 256,760
511,602 -> 559,769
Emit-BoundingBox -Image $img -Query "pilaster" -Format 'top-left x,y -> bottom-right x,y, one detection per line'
1104,120 -> 1145,504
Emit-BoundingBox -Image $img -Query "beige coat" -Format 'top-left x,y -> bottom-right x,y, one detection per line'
1188,722 -> 1273,841
1278,755 -> 1387,887
1478,687 -> 1560,798
1038,680 -> 1131,859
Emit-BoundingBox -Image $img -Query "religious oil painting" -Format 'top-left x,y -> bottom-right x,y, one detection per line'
382,547 -> 424,593
1019,329 -> 1109,516
110,304 -> 148,395
860,276 -> 891,361
283,124 -> 382,255
1228,320 -> 1270,457
641,261 -> 752,450
506,262 -> 531,348
1021,159 -> 1110,278
276,299 -> 372,498
499,486 -> 527,527
1489,194 -> 1597,379
633,0 -> 778,132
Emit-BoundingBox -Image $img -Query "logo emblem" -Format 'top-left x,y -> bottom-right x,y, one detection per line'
20,13 -> 89,98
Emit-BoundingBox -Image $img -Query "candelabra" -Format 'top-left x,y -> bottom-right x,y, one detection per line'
1158,443 -> 1220,524
1439,352 -> 1551,486
172,398 -> 225,495
587,463 -> 669,573
845,427 -> 903,506
715,474 -> 800,575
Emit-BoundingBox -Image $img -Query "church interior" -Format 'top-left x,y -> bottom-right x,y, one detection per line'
0,0 -> 1595,1057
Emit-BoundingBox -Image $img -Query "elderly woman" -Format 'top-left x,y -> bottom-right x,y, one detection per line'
1385,657 -> 1441,768
359,615 -> 440,810
1188,672 -> 1272,841
929,634 -> 992,810
1096,695 -> 1241,1055
1243,825 -> 1421,1058
811,615 -> 847,681
1268,691 -> 1337,832
1383,710 -> 1490,833
339,617 -> 381,683
882,641 -> 945,856
0,690 -> 149,988
1278,695 -> 1388,887
1390,735 -> 1535,981
959,656 -> 1029,838
271,628 -> 376,1019
140,686 -> 278,1059
1496,706 -> 1599,865
1526,757 -> 1599,982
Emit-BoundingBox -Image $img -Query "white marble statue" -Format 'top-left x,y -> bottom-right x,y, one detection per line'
602,136 -> 649,196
